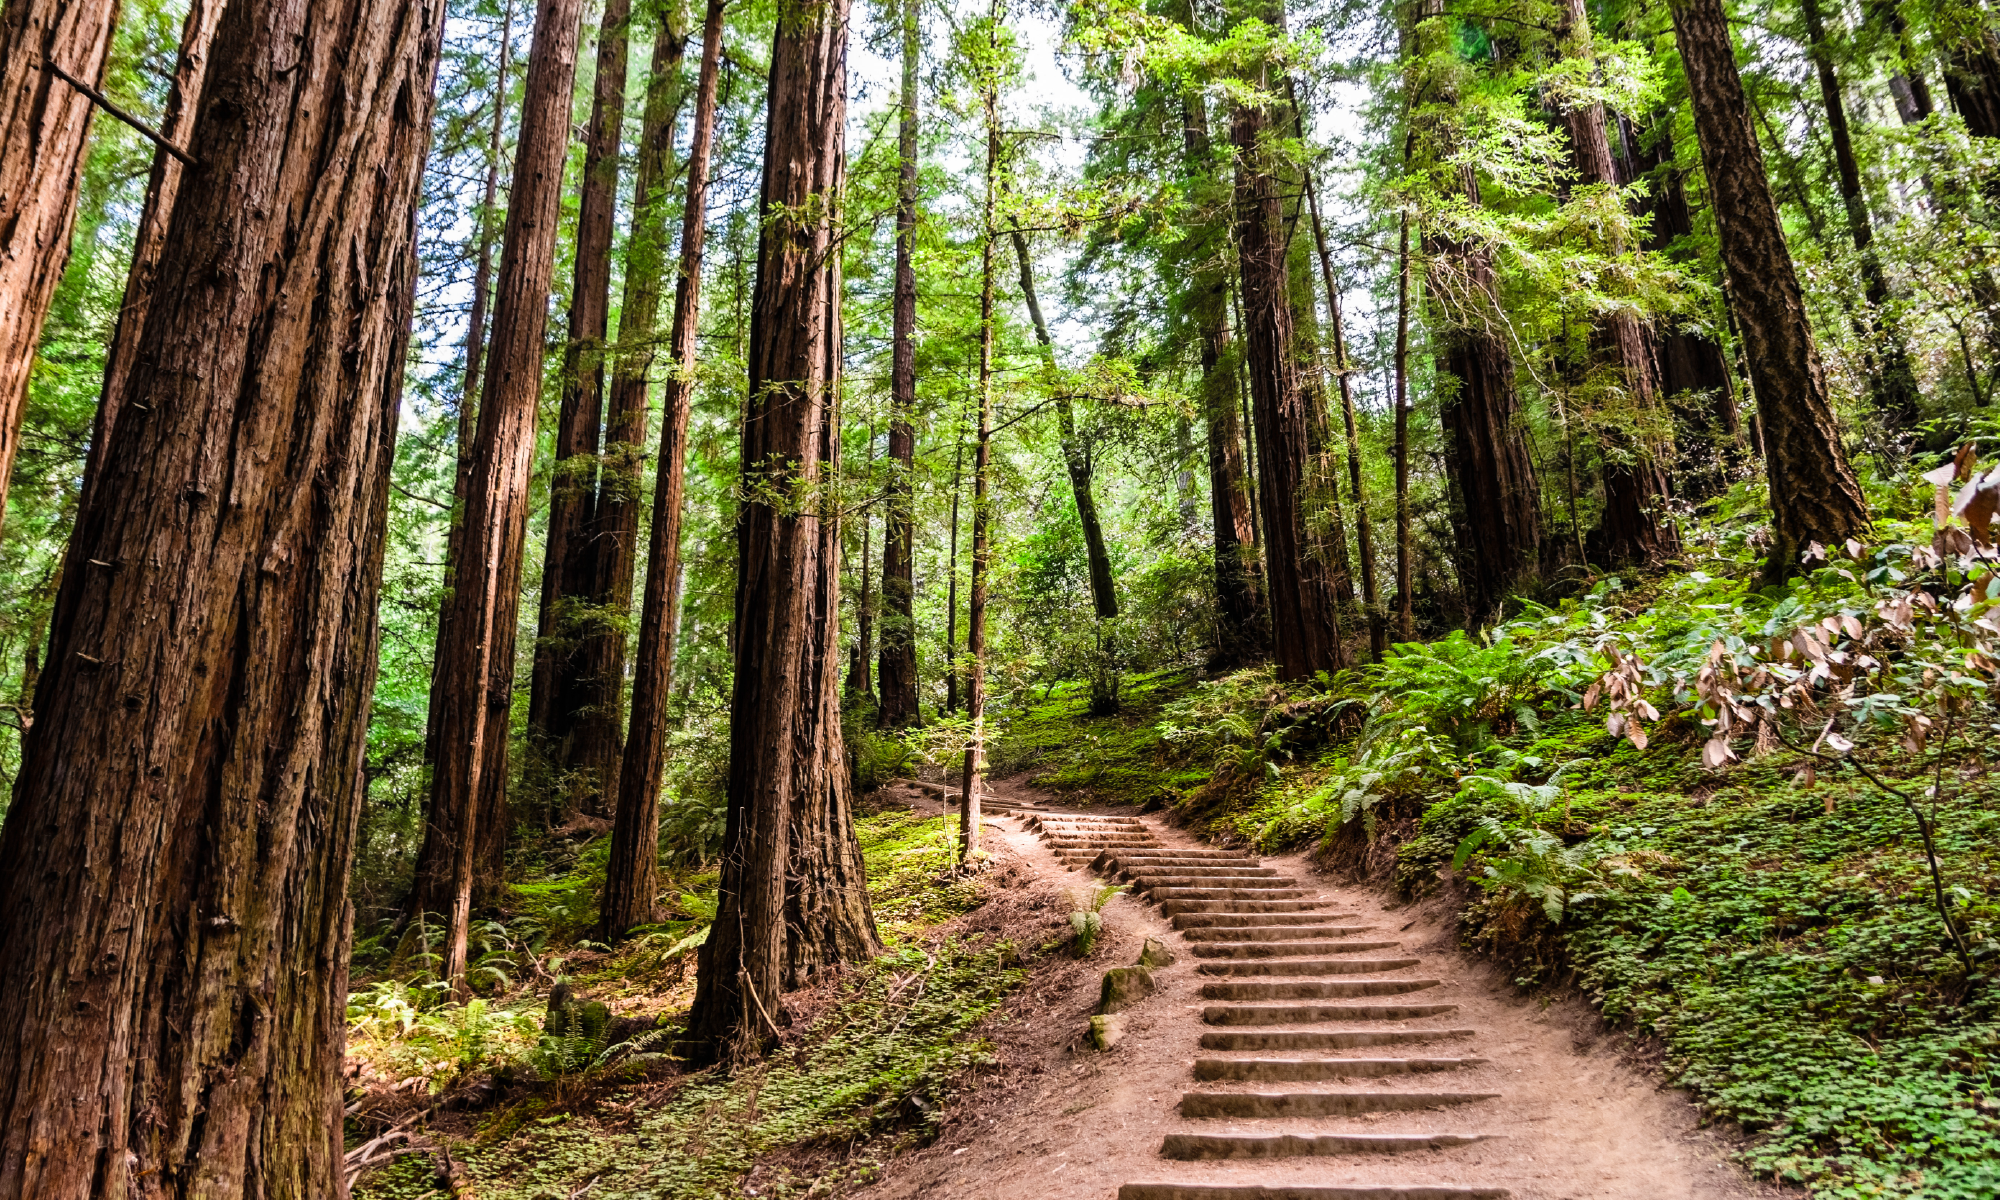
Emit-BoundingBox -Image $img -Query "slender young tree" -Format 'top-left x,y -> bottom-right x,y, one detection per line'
1799,0 -> 1922,429
416,0 -> 592,987
603,0 -> 713,943
0,0 -> 119,524
0,0 -> 446,1191
877,0 -> 923,727
530,0 -> 632,815
1671,0 -> 1870,578
944,424 -> 965,712
961,9 -> 1002,861
1392,212 -> 1415,642
82,0 -> 224,505
685,0 -> 880,1057
1230,5 -> 1346,681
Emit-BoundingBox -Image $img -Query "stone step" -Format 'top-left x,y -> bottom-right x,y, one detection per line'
1182,926 -> 1369,943
1119,866 -> 1281,881
1200,979 -> 1442,1002
1100,849 -> 1261,862
1200,1029 -> 1477,1052
1189,938 -> 1388,959
1192,1056 -> 1488,1082
1148,887 -> 1312,902
1175,912 -> 1357,929
1179,1089 -> 1501,1119
1119,1187 -> 1509,1200
1160,1131 -> 1494,1160
1043,830 -> 1158,841
1203,1003 -> 1460,1025
1163,899 -> 1327,916
1101,855 -> 1264,871
1031,820 -> 1147,832
1197,957 -> 1421,977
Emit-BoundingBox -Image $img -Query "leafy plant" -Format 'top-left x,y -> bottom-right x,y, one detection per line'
1066,885 -> 1116,956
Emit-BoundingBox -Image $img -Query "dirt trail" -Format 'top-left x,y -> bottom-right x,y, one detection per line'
863,778 -> 1776,1200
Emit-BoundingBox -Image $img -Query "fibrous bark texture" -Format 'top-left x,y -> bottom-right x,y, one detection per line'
1672,0 -> 1870,577
1178,87 -> 1264,667
685,0 -> 879,1059
1945,6 -> 2000,138
531,0 -> 631,816
601,5 -> 703,943
0,0 -> 119,527
415,0 -> 590,982
876,0 -> 921,727
0,0 -> 444,1194
1232,87 -> 1346,680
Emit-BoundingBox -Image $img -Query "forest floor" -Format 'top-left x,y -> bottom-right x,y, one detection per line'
861,775 -> 1772,1200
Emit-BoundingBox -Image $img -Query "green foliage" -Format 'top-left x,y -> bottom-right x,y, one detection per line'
1065,885 -> 1116,956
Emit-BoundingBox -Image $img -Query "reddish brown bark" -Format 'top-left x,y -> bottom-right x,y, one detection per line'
1392,214 -> 1414,641
530,0 -> 630,817
416,0 -> 591,985
0,0 -> 443,1192
602,4 -> 709,942
0,0 -> 119,526
960,42 -> 999,859
1672,0 -> 1869,578
1233,93 -> 1346,679
876,0 -> 921,727
1944,4 -> 2000,137
83,0 -> 222,506
685,0 -> 878,1058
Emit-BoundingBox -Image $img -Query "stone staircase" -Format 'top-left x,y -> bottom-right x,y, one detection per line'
1022,810 -> 1509,1200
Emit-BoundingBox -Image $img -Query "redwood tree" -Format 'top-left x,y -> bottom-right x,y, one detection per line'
0,0 -> 446,1193
1231,21 -> 1346,681
1672,0 -> 1870,578
684,0 -> 879,1058
602,0 -> 710,942
0,0 -> 119,524
413,0 -> 591,986
530,0 -> 632,816
876,0 -> 922,728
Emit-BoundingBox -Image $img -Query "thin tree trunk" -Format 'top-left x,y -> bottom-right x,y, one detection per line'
1231,44 -> 1346,681
411,2 -> 511,928
1671,0 -> 1870,580
1012,230 -> 1117,619
1393,213 -> 1414,642
961,41 -> 998,863
685,0 -> 879,1060
418,0 -> 592,988
0,0 -> 120,528
846,427 -> 875,699
0,0 -> 444,1192
876,0 -> 922,726
1181,75 -> 1263,665
1302,169 -> 1384,659
1800,0 -> 1921,428
1944,2 -> 2000,138
83,0 -> 223,507
603,0 -> 713,943
1560,0 -> 1678,566
944,426 -> 963,713
530,0 -> 630,816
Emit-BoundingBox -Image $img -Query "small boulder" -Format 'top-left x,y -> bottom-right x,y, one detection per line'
1087,1013 -> 1125,1051
1097,965 -> 1155,1014
1138,937 -> 1176,968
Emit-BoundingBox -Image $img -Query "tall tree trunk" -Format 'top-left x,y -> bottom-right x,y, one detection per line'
1393,213 -> 1414,642
1302,169 -> 1384,658
530,0 -> 630,816
83,0 -> 223,506
1411,0 -> 1540,623
685,0 -> 878,1059
603,1 -> 711,943
1944,2 -> 2000,137
944,427 -> 963,713
1230,49 -> 1346,681
1672,0 -> 1870,579
1560,0 -> 1679,566
846,428 -> 875,699
1179,88 -> 1264,666
0,0 -> 119,527
1800,0 -> 1921,429
412,2 -> 511,928
1012,231 -> 1116,619
876,0 -> 922,727
0,0 -> 443,1192
961,40 -> 998,862
417,0 -> 591,987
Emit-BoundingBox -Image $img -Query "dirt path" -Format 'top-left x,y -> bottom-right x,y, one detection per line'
864,778 -> 1776,1200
